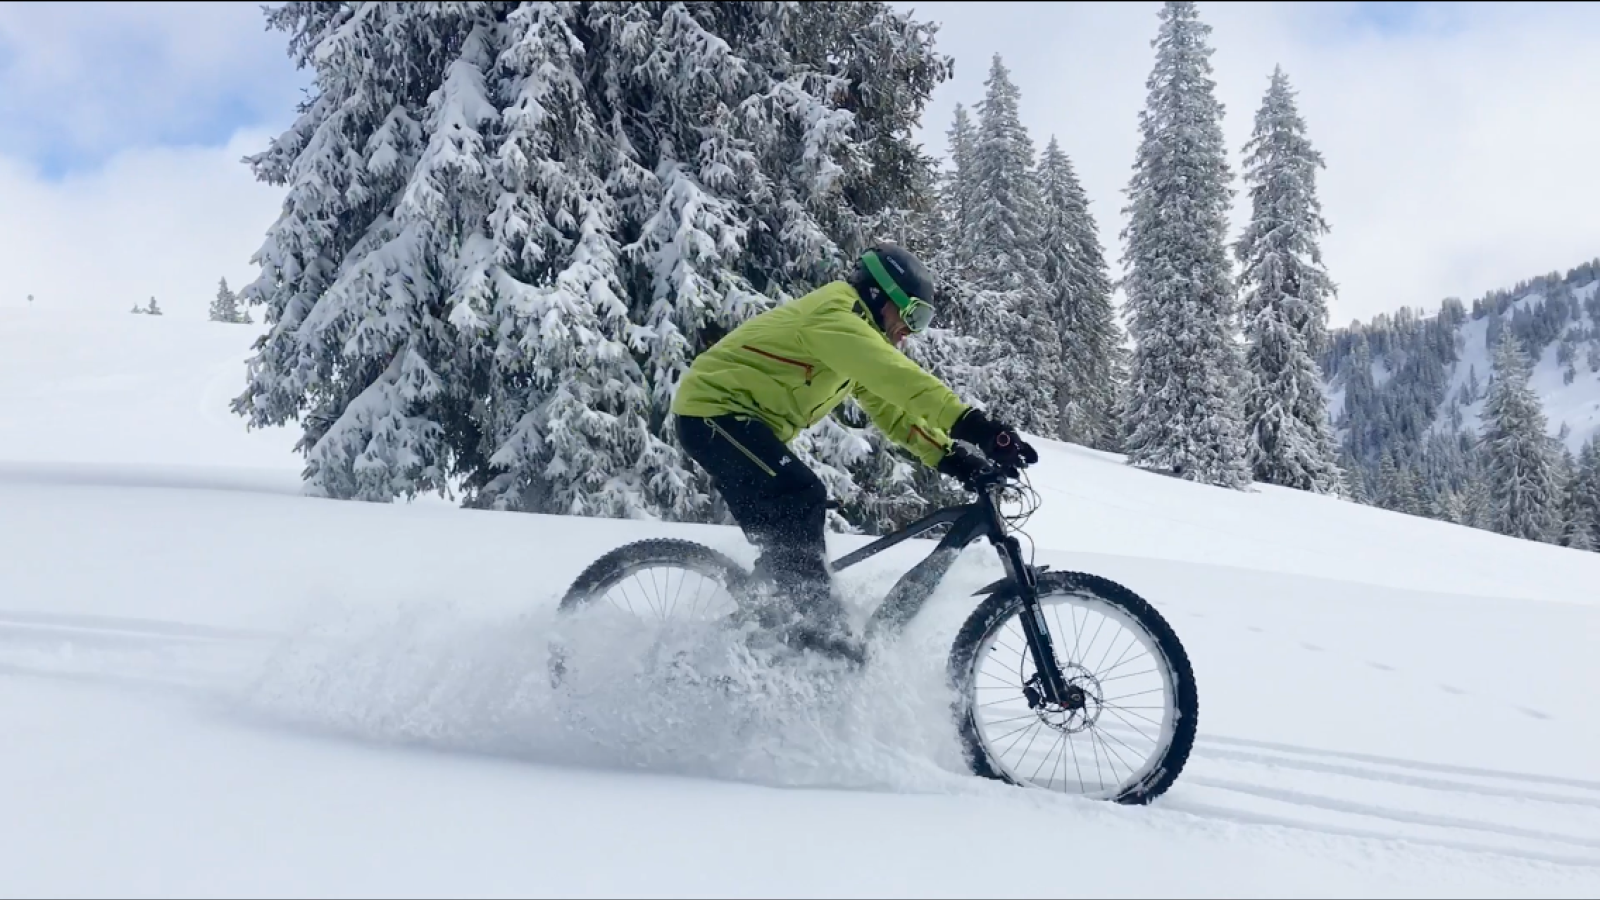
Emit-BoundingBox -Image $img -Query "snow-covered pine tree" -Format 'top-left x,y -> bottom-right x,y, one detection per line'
1567,436 -> 1600,550
1037,135 -> 1123,450
210,277 -> 244,323
1235,66 -> 1343,495
1482,335 -> 1561,542
940,103 -> 978,280
1566,514 -> 1597,552
954,54 -> 1058,436
1120,0 -> 1249,488
747,1 -> 958,533
1438,489 -> 1466,525
1557,446 -> 1596,550
1397,461 -> 1425,517
1376,448 -> 1413,513
1339,449 -> 1370,504
235,1 -> 952,528
908,103 -> 986,408
235,4 -> 504,504
892,154 -> 979,516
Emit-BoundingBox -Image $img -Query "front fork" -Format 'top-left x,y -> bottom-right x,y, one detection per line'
992,532 -> 1074,707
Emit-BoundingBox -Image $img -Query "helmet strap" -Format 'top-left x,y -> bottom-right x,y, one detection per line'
860,250 -> 917,315
848,267 -> 891,334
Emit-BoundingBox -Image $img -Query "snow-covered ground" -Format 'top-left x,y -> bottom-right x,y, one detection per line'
3,305 -> 1600,898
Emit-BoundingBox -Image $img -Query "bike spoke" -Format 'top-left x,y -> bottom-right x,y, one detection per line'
1101,703 -> 1163,729
990,634 -> 1027,660
612,576 -> 641,616
1066,724 -> 1086,793
1095,646 -> 1154,681
649,567 -> 666,619
1093,719 -> 1145,776
687,571 -> 710,619
1031,728 -> 1065,784
1096,631 -> 1139,684
1100,705 -> 1158,746
1098,668 -> 1158,685
1095,617 -> 1138,677
666,566 -> 685,619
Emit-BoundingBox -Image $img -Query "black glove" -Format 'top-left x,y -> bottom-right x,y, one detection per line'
950,408 -> 1039,473
937,442 -> 991,485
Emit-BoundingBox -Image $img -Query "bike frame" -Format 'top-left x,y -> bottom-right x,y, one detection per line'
826,475 -> 1074,705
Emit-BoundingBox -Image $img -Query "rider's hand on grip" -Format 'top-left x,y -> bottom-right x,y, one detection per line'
937,442 -> 992,487
950,408 -> 1038,473
990,428 -> 1039,472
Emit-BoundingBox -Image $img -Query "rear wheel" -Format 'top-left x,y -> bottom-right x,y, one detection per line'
549,539 -> 751,687
947,570 -> 1198,805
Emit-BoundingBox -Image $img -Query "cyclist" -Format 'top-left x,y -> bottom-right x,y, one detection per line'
671,242 -> 1038,663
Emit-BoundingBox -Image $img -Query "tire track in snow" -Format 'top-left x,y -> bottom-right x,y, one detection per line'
1187,775 -> 1600,851
1199,734 -> 1600,793
1171,734 -> 1600,871
0,609 -> 281,643
1193,744 -> 1600,809
0,610 -> 281,693
1163,799 -> 1600,870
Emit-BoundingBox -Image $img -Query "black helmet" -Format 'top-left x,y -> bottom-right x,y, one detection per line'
854,243 -> 937,333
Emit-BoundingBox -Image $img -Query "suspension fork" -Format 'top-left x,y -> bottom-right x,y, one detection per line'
991,521 -> 1073,706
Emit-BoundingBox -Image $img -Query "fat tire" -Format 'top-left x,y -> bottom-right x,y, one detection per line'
946,570 -> 1199,805
557,538 -> 752,613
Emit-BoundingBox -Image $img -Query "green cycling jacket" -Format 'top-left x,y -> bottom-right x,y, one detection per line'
671,279 -> 970,468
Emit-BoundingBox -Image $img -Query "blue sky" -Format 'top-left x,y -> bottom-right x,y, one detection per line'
2,1 -> 1598,325
1347,1 -> 1438,33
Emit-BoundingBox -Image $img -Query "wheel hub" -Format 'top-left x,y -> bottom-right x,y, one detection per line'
1020,665 -> 1104,733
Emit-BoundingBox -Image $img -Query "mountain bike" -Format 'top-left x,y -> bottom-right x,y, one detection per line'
549,462 -> 1199,805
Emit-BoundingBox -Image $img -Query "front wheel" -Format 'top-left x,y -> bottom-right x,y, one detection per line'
947,571 -> 1198,805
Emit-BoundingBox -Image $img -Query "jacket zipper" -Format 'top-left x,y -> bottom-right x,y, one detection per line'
742,345 -> 814,385
807,381 -> 851,422
708,419 -> 778,478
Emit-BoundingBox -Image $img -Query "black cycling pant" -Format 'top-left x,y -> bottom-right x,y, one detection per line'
675,414 -> 831,608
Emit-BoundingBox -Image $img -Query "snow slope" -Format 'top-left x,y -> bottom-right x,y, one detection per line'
1433,281 -> 1600,455
4,306 -> 1600,898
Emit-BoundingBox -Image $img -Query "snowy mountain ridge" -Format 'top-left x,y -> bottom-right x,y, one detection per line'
1322,261 -> 1600,457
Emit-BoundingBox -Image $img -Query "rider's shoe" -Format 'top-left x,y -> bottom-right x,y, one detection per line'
786,617 -> 867,666
780,591 -> 867,666
732,575 -> 867,666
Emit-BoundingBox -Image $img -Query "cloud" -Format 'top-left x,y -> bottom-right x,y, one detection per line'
0,128 -> 288,321
5,2 -> 1597,330
896,0 -> 1600,324
0,1 -> 307,176
0,3 -> 304,322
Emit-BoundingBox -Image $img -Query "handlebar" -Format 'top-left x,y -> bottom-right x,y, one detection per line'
961,460 -> 1026,493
